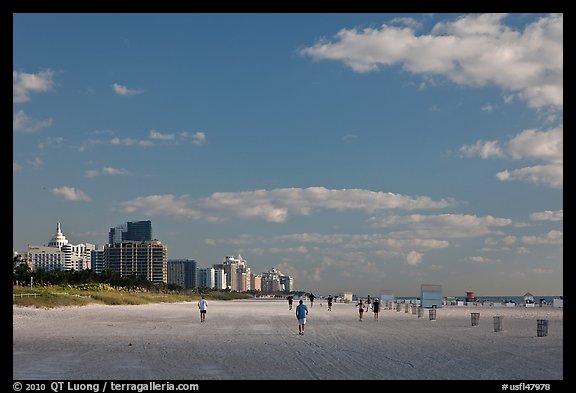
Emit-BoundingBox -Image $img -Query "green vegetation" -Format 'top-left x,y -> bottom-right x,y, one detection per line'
13,284 -> 252,308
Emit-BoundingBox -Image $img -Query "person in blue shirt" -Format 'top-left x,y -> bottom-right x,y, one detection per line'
296,299 -> 309,335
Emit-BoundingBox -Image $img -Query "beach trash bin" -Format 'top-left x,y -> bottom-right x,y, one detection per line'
493,316 -> 503,332
537,319 -> 549,337
429,308 -> 437,320
405,304 -> 409,313
396,303 -> 401,312
417,306 -> 423,318
412,304 -> 418,315
471,312 -> 480,326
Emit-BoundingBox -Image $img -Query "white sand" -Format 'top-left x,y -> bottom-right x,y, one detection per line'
13,300 -> 563,380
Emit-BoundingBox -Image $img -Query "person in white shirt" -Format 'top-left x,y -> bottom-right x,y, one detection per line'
198,296 -> 208,323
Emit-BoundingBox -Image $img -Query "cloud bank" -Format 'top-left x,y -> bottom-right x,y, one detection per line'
460,126 -> 563,188
301,13 -> 562,110
120,187 -> 454,223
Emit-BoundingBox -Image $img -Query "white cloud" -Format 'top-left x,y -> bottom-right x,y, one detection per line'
268,246 -> 309,254
507,127 -> 563,162
84,170 -> 99,178
85,167 -> 129,178
37,137 -> 64,150
301,13 -> 562,110
110,137 -> 153,147
481,103 -> 495,112
120,187 -> 453,223
275,233 -> 449,251
461,126 -> 563,188
13,162 -> 22,173
530,209 -> 563,221
502,235 -> 517,245
521,230 -> 563,245
369,213 -> 512,238
496,164 -> 562,188
120,194 -> 207,221
192,131 -> 207,145
102,167 -> 128,176
50,186 -> 92,202
13,110 -> 53,133
464,256 -> 501,263
13,69 -> 55,103
390,17 -> 423,30
27,157 -> 43,169
513,247 -> 530,254
112,83 -> 143,96
459,140 -> 504,159
503,94 -> 515,104
83,129 -> 204,150
149,130 -> 175,140
405,251 -> 423,266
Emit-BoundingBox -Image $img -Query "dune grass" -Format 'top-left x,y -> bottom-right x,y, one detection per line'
12,284 -> 251,308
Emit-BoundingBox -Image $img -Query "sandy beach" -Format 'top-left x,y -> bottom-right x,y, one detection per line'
13,299 -> 563,381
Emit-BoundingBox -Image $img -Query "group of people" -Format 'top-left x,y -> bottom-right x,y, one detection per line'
355,297 -> 380,321
197,294 -> 381,334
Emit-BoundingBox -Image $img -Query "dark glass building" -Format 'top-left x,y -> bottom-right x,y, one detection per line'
126,220 -> 152,241
167,259 -> 197,289
109,220 -> 152,243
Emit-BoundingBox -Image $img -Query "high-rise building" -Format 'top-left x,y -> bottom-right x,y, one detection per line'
261,267 -> 294,293
108,224 -> 126,244
197,267 -> 216,289
126,220 -> 152,242
214,267 -> 227,290
104,240 -> 167,283
167,259 -> 197,289
109,220 -> 152,243
28,222 -> 96,272
218,254 -> 250,291
91,245 -> 105,274
28,245 -> 65,272
250,274 -> 262,292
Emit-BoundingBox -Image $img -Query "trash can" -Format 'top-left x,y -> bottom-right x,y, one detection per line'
396,303 -> 401,312
471,312 -> 480,326
493,316 -> 503,332
417,306 -> 423,318
405,304 -> 409,313
412,304 -> 418,315
429,308 -> 437,320
537,319 -> 549,337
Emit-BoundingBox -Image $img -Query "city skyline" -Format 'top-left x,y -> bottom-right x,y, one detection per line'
13,13 -> 562,297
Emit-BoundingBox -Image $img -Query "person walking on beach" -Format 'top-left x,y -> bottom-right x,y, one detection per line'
327,295 -> 333,311
296,299 -> 309,335
356,299 -> 365,321
308,293 -> 315,308
198,296 -> 208,323
372,298 -> 380,320
287,295 -> 294,310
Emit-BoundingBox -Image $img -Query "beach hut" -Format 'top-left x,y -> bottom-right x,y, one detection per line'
420,284 -> 442,308
524,292 -> 535,307
341,292 -> 353,303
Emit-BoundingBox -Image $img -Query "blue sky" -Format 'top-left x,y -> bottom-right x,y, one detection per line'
13,13 -> 563,297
